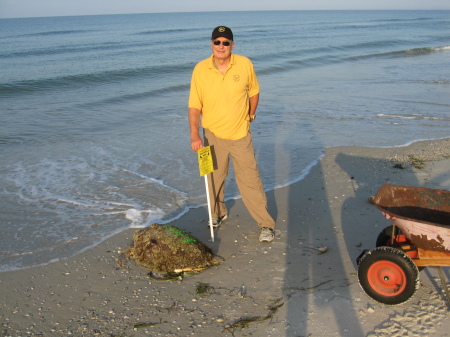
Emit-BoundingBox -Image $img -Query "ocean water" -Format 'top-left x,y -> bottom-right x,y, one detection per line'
1,10 -> 449,271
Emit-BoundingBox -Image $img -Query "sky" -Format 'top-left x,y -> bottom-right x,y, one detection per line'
1,0 -> 449,18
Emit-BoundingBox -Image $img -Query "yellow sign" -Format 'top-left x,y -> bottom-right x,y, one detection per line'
198,146 -> 214,176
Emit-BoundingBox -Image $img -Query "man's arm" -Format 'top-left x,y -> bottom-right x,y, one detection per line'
249,93 -> 259,122
188,107 -> 203,152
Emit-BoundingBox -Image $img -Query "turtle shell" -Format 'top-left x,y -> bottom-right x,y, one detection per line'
131,224 -> 222,272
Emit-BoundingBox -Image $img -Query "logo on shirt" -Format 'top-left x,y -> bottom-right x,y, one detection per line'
233,74 -> 240,82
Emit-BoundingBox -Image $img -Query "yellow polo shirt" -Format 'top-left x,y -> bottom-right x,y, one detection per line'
188,53 -> 260,140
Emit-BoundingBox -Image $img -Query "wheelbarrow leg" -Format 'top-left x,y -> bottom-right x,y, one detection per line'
390,224 -> 396,246
437,267 -> 450,310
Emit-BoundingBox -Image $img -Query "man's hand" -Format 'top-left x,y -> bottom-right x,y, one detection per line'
190,134 -> 203,152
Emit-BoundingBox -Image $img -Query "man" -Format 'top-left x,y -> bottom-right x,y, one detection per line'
188,26 -> 275,243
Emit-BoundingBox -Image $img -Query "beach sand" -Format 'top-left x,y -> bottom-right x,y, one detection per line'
1,138 -> 449,337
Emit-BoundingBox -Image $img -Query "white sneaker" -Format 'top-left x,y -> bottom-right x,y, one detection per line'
259,227 -> 274,242
208,214 -> 228,228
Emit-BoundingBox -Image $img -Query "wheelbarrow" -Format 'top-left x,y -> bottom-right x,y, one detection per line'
357,184 -> 450,306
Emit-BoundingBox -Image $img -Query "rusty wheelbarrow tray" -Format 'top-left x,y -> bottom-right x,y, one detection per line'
357,184 -> 450,306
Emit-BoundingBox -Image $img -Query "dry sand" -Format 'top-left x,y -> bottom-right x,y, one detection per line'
1,138 -> 449,337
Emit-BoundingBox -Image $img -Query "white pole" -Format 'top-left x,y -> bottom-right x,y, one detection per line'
204,173 -> 214,242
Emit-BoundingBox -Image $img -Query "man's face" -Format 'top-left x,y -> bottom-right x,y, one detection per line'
211,37 -> 234,61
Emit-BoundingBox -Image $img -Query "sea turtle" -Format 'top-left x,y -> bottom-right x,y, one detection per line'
119,223 -> 223,273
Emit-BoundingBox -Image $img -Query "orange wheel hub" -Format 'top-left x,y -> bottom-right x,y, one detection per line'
367,260 -> 407,296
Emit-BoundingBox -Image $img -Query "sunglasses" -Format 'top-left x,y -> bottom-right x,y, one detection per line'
213,40 -> 231,46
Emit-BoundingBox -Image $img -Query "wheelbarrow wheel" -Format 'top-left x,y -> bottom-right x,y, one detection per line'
357,246 -> 419,305
376,225 -> 408,247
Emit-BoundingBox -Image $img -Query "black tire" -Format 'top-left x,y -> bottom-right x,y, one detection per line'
357,246 -> 419,305
376,225 -> 404,247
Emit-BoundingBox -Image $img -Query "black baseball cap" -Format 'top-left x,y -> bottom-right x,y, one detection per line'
211,26 -> 233,41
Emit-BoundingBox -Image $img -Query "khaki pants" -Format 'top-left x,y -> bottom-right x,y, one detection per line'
204,129 -> 275,229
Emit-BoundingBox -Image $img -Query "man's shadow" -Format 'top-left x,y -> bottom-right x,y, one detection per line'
282,152 -> 366,337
